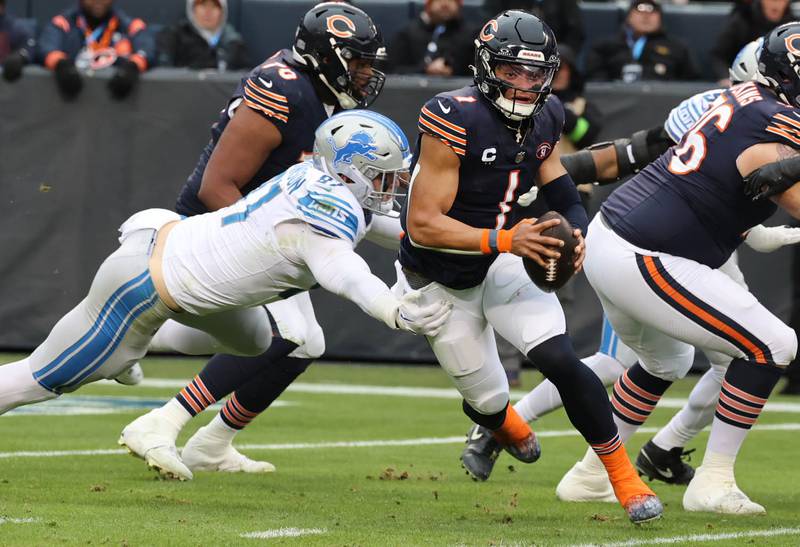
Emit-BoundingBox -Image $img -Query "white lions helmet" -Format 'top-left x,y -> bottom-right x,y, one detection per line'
313,111 -> 411,215
729,38 -> 763,84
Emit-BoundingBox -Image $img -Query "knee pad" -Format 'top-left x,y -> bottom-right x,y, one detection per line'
453,366 -> 509,415
233,329 -> 273,357
291,323 -> 325,360
771,323 -> 798,366
640,345 -> 695,382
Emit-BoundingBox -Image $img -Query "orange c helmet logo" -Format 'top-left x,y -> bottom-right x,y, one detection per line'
479,20 -> 498,42
327,15 -> 356,38
785,33 -> 800,56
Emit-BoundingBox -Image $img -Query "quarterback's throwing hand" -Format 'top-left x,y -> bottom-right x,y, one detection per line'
511,218 -> 563,268
573,229 -> 586,273
396,290 -> 452,337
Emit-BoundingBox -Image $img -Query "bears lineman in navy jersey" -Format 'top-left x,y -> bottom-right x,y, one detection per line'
583,23 -> 800,514
120,3 -> 403,480
397,10 -> 663,524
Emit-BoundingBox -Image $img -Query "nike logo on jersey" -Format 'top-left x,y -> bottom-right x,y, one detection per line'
438,100 -> 451,114
259,77 -> 274,88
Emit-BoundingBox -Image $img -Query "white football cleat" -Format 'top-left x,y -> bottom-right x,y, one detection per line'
118,409 -> 193,481
114,363 -> 144,386
683,465 -> 765,514
556,459 -> 616,503
182,425 -> 276,473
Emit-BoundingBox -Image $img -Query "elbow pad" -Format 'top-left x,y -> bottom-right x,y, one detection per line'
560,149 -> 598,185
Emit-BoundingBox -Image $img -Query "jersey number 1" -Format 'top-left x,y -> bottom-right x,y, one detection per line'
495,170 -> 520,229
668,101 -> 734,175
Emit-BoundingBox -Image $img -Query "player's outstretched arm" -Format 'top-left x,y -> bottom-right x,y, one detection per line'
559,126 -> 672,186
295,222 -> 451,336
198,106 -> 283,211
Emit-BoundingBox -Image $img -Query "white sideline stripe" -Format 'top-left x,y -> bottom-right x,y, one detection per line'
0,517 -> 40,525
240,527 -> 326,539
1,423 -> 799,459
119,379 -> 800,413
576,526 -> 800,546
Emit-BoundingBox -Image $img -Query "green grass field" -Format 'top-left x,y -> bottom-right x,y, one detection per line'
0,353 -> 799,546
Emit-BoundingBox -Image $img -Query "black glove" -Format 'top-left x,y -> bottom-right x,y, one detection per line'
108,57 -> 140,100
2,51 -> 26,82
743,155 -> 800,200
629,125 -> 673,170
54,58 -> 83,98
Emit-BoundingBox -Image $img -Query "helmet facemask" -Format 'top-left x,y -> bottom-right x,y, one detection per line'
474,43 -> 558,121
334,162 -> 409,215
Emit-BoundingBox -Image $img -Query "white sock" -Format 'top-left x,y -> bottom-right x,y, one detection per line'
0,358 -> 57,415
652,365 -> 724,451
514,352 -> 627,422
157,398 -> 193,439
578,445 -> 606,473
613,414 -> 640,444
705,417 -> 749,458
699,450 -> 736,476
200,413 -> 239,445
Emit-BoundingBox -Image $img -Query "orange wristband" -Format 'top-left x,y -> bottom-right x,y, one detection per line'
496,229 -> 514,253
480,229 -> 492,254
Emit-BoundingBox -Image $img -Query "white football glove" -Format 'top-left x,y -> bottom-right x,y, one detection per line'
395,290 -> 452,337
744,224 -> 800,253
516,187 -> 539,207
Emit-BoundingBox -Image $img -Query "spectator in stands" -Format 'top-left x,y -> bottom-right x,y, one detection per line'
553,46 -> 603,152
0,0 -> 34,82
38,0 -> 155,99
586,0 -> 697,82
158,0 -> 248,71
482,0 -> 584,53
710,0 -> 794,85
387,0 -> 475,76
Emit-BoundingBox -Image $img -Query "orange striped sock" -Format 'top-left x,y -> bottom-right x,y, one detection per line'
492,404 -> 533,445
593,438 -> 654,506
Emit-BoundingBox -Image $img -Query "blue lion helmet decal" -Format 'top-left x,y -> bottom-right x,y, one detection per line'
329,130 -> 379,167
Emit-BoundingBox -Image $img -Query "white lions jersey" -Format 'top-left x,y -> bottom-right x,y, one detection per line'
664,88 -> 724,144
162,161 -> 367,315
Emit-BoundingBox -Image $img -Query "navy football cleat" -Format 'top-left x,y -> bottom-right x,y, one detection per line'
460,424 -> 501,481
636,439 -> 695,485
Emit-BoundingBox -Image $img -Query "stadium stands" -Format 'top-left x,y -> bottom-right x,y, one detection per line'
11,1 -> 735,76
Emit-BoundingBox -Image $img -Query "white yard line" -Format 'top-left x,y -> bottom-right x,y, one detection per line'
0,517 -> 40,525
111,378 -> 800,413
240,527 -> 327,539
575,526 -> 800,546
1,423 -> 799,460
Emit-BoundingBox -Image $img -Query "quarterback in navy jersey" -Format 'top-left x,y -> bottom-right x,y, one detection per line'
583,23 -> 800,514
120,3 -> 401,480
397,10 -> 662,524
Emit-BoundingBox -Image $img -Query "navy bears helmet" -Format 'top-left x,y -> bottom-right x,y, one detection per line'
758,22 -> 800,108
473,10 -> 560,121
293,2 -> 387,109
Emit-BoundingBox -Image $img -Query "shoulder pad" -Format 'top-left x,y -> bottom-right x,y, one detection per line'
283,165 -> 365,243
418,94 -> 467,157
242,69 -> 294,125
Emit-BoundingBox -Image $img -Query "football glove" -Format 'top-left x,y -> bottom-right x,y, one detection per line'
108,57 -> 140,100
2,51 -> 26,82
54,58 -> 82,98
395,290 -> 451,337
743,155 -> 800,200
744,224 -> 800,253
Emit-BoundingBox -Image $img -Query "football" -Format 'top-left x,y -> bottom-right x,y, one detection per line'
522,211 -> 579,293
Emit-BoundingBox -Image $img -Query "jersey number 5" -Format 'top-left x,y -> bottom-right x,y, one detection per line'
668,101 -> 734,175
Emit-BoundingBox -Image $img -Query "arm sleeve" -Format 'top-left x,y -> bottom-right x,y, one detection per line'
365,214 -> 404,250
37,18 -> 69,68
127,19 -> 155,70
298,226 -> 400,330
